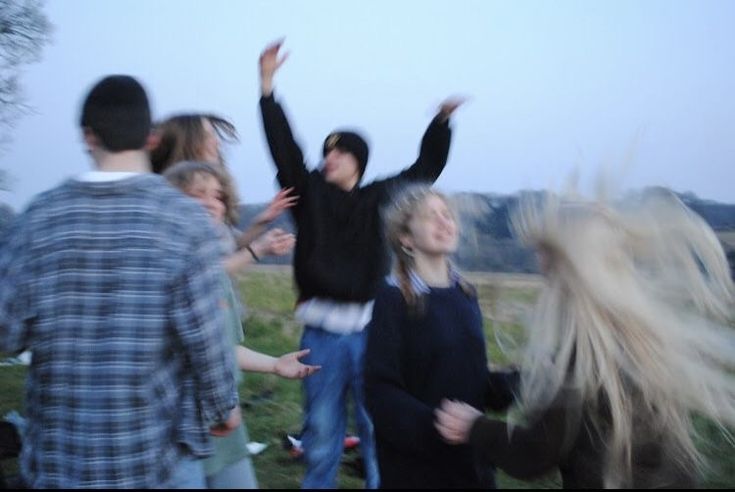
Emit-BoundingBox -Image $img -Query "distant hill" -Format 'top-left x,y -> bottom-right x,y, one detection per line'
238,189 -> 735,273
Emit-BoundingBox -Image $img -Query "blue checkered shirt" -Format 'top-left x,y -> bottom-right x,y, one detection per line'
0,174 -> 237,488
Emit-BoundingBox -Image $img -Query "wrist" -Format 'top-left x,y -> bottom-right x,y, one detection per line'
246,244 -> 260,262
260,78 -> 274,97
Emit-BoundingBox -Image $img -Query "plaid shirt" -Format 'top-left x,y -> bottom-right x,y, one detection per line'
0,174 -> 237,488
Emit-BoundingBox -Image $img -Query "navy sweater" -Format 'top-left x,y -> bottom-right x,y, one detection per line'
364,281 -> 517,489
259,94 -> 451,303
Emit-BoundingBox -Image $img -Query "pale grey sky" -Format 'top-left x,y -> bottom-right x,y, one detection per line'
1,0 -> 734,211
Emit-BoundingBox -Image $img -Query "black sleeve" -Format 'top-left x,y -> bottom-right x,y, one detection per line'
484,368 -> 521,412
375,115 -> 452,189
468,395 -> 578,479
364,286 -> 454,460
259,93 -> 310,194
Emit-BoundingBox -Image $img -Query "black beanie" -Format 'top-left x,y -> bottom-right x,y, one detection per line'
322,131 -> 369,179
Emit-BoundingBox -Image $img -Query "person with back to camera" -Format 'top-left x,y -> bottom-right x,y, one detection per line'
0,75 -> 239,488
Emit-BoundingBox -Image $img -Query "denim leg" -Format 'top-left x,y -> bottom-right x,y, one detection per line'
300,326 -> 349,489
347,330 -> 380,489
159,452 -> 206,489
205,456 -> 258,489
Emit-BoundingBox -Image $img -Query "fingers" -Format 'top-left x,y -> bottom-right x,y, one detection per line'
292,348 -> 311,359
434,408 -> 463,444
261,38 -> 285,58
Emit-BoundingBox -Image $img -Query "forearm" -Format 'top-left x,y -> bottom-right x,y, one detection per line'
259,94 -> 308,191
234,222 -> 267,250
469,406 -> 568,479
485,368 -> 521,411
381,116 -> 452,186
235,345 -> 278,373
261,74 -> 274,98
222,248 -> 257,276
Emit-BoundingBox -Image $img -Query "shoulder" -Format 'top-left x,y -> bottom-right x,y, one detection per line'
129,175 -> 222,256
374,277 -> 407,306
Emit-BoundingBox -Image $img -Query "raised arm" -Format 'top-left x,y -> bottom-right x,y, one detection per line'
379,97 -> 464,188
259,40 -> 309,193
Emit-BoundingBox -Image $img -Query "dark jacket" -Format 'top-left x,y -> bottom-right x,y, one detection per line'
364,281 -> 518,489
469,390 -> 698,489
259,94 -> 451,303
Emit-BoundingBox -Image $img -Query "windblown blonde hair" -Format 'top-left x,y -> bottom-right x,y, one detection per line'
510,188 -> 735,487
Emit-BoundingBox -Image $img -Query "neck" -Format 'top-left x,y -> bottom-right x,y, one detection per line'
413,253 -> 451,287
336,175 -> 359,192
94,149 -> 151,173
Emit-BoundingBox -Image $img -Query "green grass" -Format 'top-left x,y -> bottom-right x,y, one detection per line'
1,268 -> 733,488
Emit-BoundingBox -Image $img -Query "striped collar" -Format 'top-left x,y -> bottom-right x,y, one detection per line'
386,264 -> 463,296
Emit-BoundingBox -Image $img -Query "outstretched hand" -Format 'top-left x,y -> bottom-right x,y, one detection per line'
437,97 -> 467,123
434,398 -> 482,445
251,227 -> 295,258
274,349 -> 321,379
255,187 -> 298,225
259,38 -> 289,96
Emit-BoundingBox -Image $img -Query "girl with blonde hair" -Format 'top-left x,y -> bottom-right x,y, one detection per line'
365,184 -> 518,489
435,189 -> 735,488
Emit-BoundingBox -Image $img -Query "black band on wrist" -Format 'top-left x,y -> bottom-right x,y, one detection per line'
246,245 -> 260,262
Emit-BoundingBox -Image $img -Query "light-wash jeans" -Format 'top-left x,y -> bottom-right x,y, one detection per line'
299,326 -> 379,489
159,453 -> 205,489
206,456 -> 258,489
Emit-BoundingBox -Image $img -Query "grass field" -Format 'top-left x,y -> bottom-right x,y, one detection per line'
1,266 -> 733,488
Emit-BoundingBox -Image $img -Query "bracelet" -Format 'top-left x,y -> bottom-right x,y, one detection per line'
246,245 -> 260,262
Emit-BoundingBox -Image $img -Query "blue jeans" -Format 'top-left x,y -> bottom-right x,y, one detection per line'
299,326 -> 379,489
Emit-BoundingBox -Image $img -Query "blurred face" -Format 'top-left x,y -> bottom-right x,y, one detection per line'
402,194 -> 458,256
323,148 -> 360,190
200,118 -> 221,166
184,172 -> 226,223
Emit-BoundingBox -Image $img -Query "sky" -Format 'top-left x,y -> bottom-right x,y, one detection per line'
1,0 -> 734,211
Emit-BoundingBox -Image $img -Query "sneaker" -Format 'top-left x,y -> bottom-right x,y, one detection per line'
282,433 -> 304,459
343,435 -> 360,450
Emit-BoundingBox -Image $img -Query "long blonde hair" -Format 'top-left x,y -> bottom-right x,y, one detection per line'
511,189 -> 735,487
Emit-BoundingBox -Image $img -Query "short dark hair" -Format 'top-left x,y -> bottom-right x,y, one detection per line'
79,75 -> 151,152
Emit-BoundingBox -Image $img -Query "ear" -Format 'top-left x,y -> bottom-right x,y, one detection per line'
82,128 -> 99,153
399,233 -> 414,251
145,130 -> 161,152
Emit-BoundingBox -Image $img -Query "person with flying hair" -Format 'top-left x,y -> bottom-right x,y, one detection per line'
435,188 -> 735,488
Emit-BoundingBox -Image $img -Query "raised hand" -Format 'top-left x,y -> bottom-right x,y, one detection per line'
255,187 -> 298,225
434,398 -> 482,444
437,96 -> 467,123
274,349 -> 321,379
259,38 -> 289,96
